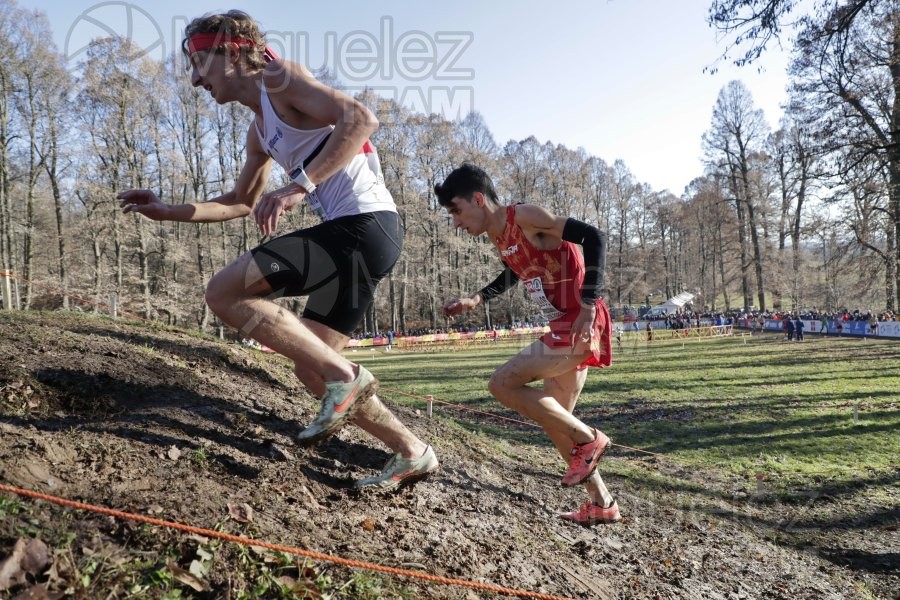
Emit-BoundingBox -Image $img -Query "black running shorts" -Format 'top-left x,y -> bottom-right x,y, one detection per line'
250,211 -> 402,335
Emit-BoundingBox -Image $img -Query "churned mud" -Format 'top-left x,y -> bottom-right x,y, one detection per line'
0,312 -> 896,599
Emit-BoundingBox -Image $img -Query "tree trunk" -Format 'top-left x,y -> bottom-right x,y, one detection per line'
886,215 -> 897,310
92,237 -> 103,314
889,23 -> 900,311
23,75 -> 40,310
367,301 -> 377,334
727,164 -> 753,310
790,167 -> 807,309
138,218 -> 151,318
774,153 -> 789,311
736,140 -> 766,311
399,259 -> 407,333
710,239 -> 719,311
388,273 -> 397,331
659,219 -> 671,299
0,67 -> 10,274
197,224 -> 209,330
746,201 -> 766,311
44,107 -> 68,309
717,226 -> 731,310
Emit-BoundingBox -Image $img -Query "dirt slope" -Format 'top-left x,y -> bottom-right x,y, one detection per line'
0,312 -> 896,599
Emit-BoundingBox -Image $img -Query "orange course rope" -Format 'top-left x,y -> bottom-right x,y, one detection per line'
0,483 -> 574,600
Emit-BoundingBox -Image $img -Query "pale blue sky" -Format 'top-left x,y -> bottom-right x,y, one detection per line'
29,0 -> 791,195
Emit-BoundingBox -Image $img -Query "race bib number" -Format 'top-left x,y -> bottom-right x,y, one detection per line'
523,277 -> 564,320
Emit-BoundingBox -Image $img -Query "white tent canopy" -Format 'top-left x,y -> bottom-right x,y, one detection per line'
646,292 -> 695,316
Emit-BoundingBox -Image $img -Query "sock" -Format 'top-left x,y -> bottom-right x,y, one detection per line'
594,496 -> 615,509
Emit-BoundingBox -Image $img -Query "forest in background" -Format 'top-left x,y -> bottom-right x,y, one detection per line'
0,0 -> 897,335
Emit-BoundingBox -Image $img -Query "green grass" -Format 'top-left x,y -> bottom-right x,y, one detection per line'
348,334 -> 900,488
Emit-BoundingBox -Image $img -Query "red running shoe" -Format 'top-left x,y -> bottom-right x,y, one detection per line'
560,500 -> 621,525
561,428 -> 610,486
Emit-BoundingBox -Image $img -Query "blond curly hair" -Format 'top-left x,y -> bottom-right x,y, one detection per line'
183,10 -> 267,70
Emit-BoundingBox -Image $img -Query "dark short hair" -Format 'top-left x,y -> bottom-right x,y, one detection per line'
434,163 -> 499,207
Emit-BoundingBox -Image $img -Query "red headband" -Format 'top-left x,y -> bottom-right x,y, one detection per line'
187,33 -> 280,63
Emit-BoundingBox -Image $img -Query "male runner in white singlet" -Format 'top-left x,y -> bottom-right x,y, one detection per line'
118,10 -> 437,489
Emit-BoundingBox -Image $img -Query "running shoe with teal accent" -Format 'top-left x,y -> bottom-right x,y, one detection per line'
560,500 -> 621,525
355,445 -> 439,490
561,428 -> 610,486
296,365 -> 377,446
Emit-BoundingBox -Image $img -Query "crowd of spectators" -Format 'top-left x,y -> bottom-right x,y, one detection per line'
643,306 -> 897,326
346,307 -> 897,344
746,308 -> 897,323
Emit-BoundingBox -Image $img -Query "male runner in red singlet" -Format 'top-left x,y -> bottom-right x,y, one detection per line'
117,10 -> 436,489
436,164 -> 619,525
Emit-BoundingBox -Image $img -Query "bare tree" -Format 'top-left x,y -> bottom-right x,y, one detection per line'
704,80 -> 772,310
788,2 -> 899,309
38,58 -> 73,309
456,110 -> 498,165
0,0 -> 18,279
608,160 -> 639,304
707,0 -> 876,68
503,136 -> 545,205
710,0 -> 898,309
366,94 -> 415,332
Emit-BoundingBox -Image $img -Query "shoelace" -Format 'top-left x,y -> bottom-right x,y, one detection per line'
570,442 -> 589,458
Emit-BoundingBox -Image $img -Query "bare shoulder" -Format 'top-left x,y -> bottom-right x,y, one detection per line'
514,204 -> 564,232
513,204 -> 553,226
262,59 -> 315,93
514,204 -> 566,247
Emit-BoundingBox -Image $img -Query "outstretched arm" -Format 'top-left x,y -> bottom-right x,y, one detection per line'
119,127 -> 272,223
443,264 -> 519,317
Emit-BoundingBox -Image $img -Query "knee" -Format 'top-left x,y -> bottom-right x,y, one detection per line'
204,271 -> 233,315
488,371 -> 516,408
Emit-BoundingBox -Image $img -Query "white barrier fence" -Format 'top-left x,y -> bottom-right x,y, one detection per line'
755,318 -> 900,339
621,317 -> 900,339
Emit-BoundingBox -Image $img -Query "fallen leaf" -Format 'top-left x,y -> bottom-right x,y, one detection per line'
277,575 -> 321,598
167,560 -> 208,592
11,583 -> 53,599
195,547 -> 214,562
188,559 -> 210,579
0,540 -> 28,590
20,540 -> 49,577
227,502 -> 253,523
0,539 -> 50,591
